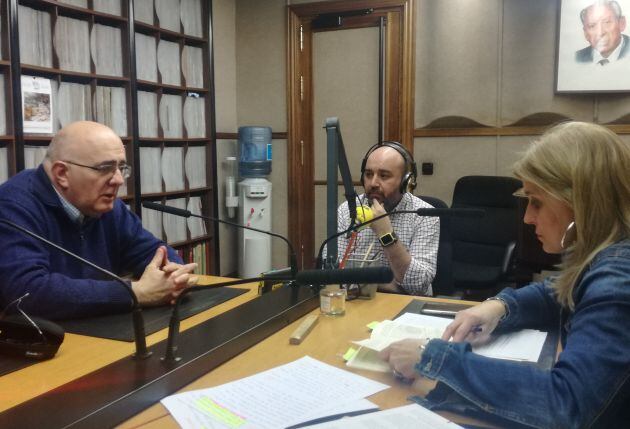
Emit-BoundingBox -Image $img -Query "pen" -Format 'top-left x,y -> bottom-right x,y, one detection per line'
420,308 -> 458,317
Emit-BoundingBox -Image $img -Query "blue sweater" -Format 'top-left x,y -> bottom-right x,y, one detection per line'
0,166 -> 182,320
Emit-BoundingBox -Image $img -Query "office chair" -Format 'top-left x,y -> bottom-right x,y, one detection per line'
418,195 -> 454,297
449,176 -> 522,300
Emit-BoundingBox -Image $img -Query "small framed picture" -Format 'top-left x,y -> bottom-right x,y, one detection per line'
556,0 -> 630,92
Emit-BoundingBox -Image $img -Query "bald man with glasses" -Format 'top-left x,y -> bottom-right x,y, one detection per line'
0,121 -> 197,320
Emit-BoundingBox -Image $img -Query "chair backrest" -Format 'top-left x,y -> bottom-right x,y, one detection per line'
419,195 -> 454,296
450,176 -> 522,288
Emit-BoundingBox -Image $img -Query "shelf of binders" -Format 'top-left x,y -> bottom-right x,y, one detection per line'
134,21 -> 207,46
136,80 -> 208,94
20,65 -> 130,85
141,193 -> 213,273
18,0 -> 128,23
7,0 -> 215,272
132,0 -> 214,271
17,0 -> 133,141
139,139 -> 212,252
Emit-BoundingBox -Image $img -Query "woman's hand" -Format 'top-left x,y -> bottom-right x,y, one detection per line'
378,338 -> 429,380
441,299 -> 506,344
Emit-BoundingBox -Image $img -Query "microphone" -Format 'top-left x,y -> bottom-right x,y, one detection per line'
355,205 -> 373,229
0,219 -> 152,360
415,208 -> 484,218
295,266 -> 392,286
161,265 -> 393,362
317,206 -> 485,268
0,293 -> 65,360
142,201 -> 297,277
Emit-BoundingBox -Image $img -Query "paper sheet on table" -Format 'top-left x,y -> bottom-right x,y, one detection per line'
291,399 -> 379,428
346,346 -> 391,372
353,319 -> 445,352
301,403 -> 464,428
474,329 -> 548,362
161,356 -> 389,429
394,312 -> 548,363
394,312 -> 452,329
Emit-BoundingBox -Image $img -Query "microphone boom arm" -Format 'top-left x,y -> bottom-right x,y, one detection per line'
142,202 -> 298,277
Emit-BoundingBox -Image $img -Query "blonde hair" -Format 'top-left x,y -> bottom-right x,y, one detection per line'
513,122 -> 630,309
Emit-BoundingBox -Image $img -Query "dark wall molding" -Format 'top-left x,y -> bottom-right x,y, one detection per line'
414,124 -> 630,138
216,132 -> 288,140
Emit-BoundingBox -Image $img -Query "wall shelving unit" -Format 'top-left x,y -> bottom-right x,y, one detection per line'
0,0 -> 218,274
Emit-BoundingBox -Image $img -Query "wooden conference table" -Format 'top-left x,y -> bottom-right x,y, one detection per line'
0,275 -> 482,428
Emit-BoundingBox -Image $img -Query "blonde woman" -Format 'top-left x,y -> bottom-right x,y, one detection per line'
379,122 -> 630,428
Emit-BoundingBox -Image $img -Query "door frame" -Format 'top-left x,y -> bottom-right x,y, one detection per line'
287,0 -> 415,268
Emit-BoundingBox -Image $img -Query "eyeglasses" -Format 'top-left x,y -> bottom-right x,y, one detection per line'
63,160 -> 131,179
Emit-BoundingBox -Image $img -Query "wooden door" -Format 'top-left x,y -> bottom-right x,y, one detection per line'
287,0 -> 415,268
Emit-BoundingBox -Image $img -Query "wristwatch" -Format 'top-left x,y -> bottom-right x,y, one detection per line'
378,231 -> 398,247
485,296 -> 509,322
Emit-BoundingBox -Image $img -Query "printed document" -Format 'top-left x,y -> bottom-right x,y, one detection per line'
346,313 -> 547,371
302,403 -> 464,428
162,356 -> 389,429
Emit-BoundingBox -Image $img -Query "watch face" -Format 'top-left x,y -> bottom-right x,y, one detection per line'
380,232 -> 397,246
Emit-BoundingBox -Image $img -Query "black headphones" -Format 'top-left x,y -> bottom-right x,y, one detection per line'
360,141 -> 417,194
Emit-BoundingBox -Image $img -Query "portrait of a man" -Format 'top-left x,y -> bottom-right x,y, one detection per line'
557,0 -> 630,92
575,1 -> 629,65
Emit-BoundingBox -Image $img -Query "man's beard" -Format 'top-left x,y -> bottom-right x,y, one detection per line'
382,196 -> 401,212
367,191 -> 402,212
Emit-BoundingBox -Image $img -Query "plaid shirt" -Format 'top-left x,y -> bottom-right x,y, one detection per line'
335,193 -> 439,296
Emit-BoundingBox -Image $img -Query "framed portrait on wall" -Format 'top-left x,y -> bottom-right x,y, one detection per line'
556,0 -> 630,92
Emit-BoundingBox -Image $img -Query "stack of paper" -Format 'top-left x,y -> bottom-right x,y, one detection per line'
54,16 -> 90,73
57,83 -> 91,128
94,86 -> 127,137
159,94 -> 183,138
18,6 -> 53,68
162,356 -> 388,429
139,147 -> 162,193
155,0 -> 180,32
141,205 -> 163,240
135,34 -> 157,82
182,46 -> 204,88
135,0 -> 154,24
93,0 -> 121,15
183,96 -> 206,138
161,147 -> 185,191
162,198 -> 187,243
346,313 -> 548,372
137,91 -> 158,137
184,146 -> 207,188
181,0 -> 203,37
0,147 -> 8,185
157,40 -> 181,86
0,75 -> 5,135
24,146 -> 48,169
302,403 -> 464,429
90,24 -> 123,77
186,197 -> 207,239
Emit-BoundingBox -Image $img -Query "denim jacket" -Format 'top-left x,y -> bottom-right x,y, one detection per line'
412,239 -> 630,428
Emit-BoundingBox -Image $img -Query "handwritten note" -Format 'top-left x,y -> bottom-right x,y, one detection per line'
162,356 -> 389,429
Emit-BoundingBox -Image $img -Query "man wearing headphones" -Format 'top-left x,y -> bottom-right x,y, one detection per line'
336,141 -> 439,295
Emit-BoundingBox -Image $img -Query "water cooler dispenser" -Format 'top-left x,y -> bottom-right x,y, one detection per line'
237,126 -> 273,278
